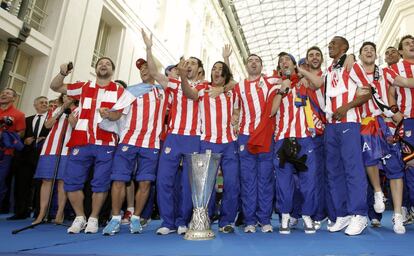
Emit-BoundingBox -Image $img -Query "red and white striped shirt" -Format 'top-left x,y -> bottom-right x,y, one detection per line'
324,62 -> 371,123
361,67 -> 398,118
166,78 -> 203,136
391,60 -> 414,118
196,83 -> 238,143
234,76 -> 279,135
66,80 -> 134,147
41,106 -> 79,156
275,81 -> 310,141
120,87 -> 167,149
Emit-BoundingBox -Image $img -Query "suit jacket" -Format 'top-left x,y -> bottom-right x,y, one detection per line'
20,114 -> 50,165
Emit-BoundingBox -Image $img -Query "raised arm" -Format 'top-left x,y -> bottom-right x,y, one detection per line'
142,29 -> 169,89
50,63 -> 72,94
178,59 -> 198,100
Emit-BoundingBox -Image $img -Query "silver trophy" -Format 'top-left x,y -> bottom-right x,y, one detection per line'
184,152 -> 221,240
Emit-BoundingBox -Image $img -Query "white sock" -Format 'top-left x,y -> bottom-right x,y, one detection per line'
131,215 -> 140,221
127,207 -> 134,213
112,215 -> 122,221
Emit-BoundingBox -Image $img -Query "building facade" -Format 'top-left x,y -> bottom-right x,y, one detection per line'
0,0 -> 246,114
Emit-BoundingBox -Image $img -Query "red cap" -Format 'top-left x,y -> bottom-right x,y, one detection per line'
136,58 -> 147,70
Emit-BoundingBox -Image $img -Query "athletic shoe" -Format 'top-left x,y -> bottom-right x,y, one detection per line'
344,215 -> 367,236
303,215 -> 316,234
393,213 -> 406,234
370,218 -> 381,228
244,225 -> 256,233
261,224 -> 273,233
67,216 -> 87,234
85,217 -> 99,234
279,214 -> 290,234
121,210 -> 132,225
140,218 -> 151,228
373,192 -> 385,213
156,227 -> 176,235
102,218 -> 121,236
289,217 -> 298,229
130,217 -> 143,234
219,225 -> 235,233
177,226 -> 187,235
329,216 -> 351,232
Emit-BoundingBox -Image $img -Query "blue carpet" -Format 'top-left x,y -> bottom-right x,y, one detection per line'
0,212 -> 413,256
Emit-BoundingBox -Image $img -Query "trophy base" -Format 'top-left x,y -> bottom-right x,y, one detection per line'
184,229 -> 215,240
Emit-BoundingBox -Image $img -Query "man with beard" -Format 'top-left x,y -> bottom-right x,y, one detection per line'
50,57 -> 135,234
234,54 -> 279,233
271,52 -> 318,234
298,36 -> 372,236
358,41 -> 414,234
141,30 -> 204,235
389,35 -> 414,227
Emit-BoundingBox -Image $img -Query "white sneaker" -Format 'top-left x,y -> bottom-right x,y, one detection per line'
67,216 -> 87,234
370,218 -> 381,228
279,214 -> 290,234
177,225 -> 188,235
289,217 -> 298,229
329,216 -> 351,232
302,215 -> 316,234
85,217 -> 99,234
373,192 -> 385,213
244,225 -> 256,233
344,215 -> 367,236
314,217 -> 327,230
156,227 -> 176,235
393,213 -> 406,234
327,219 -> 335,231
261,224 -> 273,233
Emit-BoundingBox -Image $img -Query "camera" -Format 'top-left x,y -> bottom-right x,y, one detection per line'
0,116 -> 13,129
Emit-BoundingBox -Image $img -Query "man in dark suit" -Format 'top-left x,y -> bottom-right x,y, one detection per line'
8,96 -> 50,220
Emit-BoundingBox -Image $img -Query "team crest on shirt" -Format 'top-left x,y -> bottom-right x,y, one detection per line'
240,145 -> 245,152
406,131 -> 412,138
331,72 -> 339,88
259,80 -> 264,88
122,145 -> 129,152
72,148 -> 79,155
165,147 -> 171,154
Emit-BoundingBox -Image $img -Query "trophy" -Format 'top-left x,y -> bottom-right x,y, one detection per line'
184,152 -> 221,240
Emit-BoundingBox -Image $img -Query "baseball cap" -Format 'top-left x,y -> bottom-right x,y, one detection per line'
136,58 -> 147,70
164,64 -> 177,76
298,58 -> 307,66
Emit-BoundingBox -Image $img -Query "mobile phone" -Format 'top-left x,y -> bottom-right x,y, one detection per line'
67,62 -> 73,72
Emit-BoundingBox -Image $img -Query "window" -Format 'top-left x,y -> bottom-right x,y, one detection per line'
0,40 -> 8,72
8,0 -> 48,31
92,20 -> 111,68
7,50 -> 32,107
27,0 -> 48,31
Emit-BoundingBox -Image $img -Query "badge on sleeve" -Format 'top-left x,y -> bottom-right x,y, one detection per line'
72,148 -> 79,155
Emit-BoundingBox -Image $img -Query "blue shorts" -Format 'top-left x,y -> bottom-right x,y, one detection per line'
111,144 -> 159,182
64,144 -> 115,193
380,142 -> 404,179
361,134 -> 384,166
34,155 -> 69,180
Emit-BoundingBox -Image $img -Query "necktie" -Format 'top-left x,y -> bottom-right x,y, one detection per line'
33,114 -> 41,140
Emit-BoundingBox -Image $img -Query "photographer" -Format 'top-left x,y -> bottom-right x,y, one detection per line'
0,88 -> 25,210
